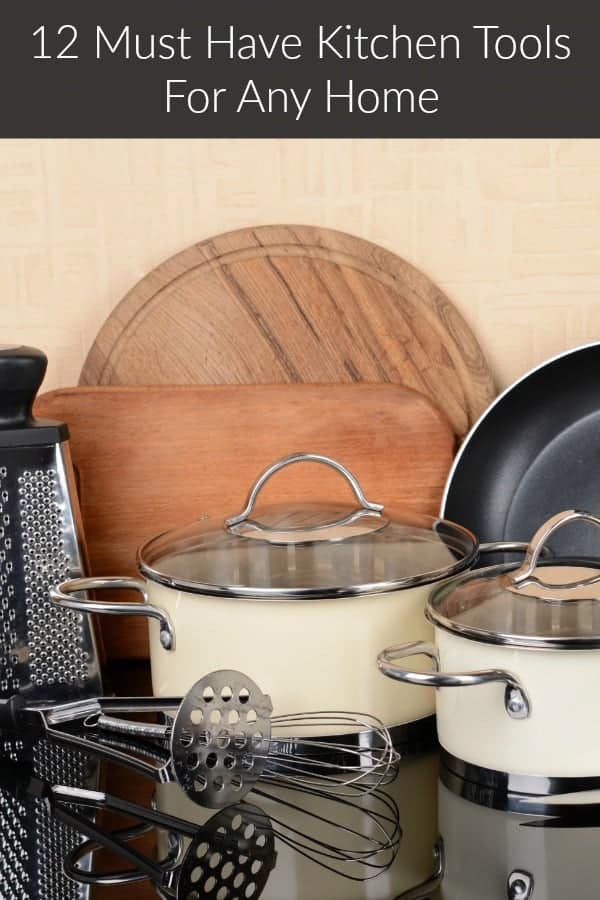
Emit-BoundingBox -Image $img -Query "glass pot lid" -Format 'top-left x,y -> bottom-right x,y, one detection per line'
138,453 -> 477,600
429,509 -> 600,648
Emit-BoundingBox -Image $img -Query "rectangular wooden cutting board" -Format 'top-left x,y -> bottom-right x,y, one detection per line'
35,383 -> 455,660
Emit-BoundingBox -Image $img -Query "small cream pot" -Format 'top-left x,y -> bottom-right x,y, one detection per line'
399,775 -> 600,900
50,453 -> 513,739
379,509 -> 600,782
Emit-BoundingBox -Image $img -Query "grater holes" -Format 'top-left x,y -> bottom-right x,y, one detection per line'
34,742 -> 93,900
18,462 -> 89,687
216,730 -> 230,749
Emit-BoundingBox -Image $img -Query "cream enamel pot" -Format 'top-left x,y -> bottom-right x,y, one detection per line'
401,777 -> 600,900
50,453 -> 519,736
379,509 -> 600,782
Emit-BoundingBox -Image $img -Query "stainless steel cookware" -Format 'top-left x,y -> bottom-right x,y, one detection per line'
379,510 -> 600,784
51,453 -> 519,739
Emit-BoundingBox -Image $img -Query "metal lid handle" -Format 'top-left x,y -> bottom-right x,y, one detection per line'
225,452 -> 383,529
510,509 -> 600,593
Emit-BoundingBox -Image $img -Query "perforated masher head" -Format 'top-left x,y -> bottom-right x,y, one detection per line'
170,671 -> 273,809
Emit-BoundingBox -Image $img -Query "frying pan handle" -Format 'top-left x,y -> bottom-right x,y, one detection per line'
510,509 -> 600,594
377,641 -> 531,719
50,576 -> 175,650
226,452 -> 383,528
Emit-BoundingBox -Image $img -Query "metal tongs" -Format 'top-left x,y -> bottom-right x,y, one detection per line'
0,669 -> 399,809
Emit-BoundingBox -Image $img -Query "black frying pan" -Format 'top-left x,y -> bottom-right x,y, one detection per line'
442,343 -> 600,563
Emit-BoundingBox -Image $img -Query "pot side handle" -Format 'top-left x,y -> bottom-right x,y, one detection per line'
50,576 -> 175,651
393,837 -> 445,900
377,641 -> 531,720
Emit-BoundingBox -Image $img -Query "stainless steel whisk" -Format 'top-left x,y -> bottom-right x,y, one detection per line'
64,777 -> 401,893
66,778 -> 401,891
1,669 -> 400,809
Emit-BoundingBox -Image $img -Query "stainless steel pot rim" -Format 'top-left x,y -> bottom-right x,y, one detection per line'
137,453 -> 480,599
137,543 -> 478,600
428,560 -> 600,649
441,749 -> 600,808
427,609 -> 600,649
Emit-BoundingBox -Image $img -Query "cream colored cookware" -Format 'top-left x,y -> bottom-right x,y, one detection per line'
435,776 -> 600,900
379,509 -> 600,784
50,453 -> 488,738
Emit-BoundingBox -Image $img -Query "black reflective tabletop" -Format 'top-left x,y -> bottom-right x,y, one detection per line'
6,736 -> 600,900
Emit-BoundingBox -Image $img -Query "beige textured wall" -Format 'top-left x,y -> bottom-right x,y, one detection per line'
1,138 -> 599,394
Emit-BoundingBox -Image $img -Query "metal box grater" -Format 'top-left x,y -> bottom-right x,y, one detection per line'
0,346 -> 101,703
0,346 -> 103,899
0,738 -> 98,900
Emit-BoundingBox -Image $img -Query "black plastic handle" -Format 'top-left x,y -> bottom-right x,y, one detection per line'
0,345 -> 47,428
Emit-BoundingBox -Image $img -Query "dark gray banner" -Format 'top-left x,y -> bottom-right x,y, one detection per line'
2,0 -> 596,136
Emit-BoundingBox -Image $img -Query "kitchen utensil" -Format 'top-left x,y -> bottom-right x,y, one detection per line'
69,752 -> 437,900
69,775 -> 401,891
50,451 -> 507,740
78,224 -> 495,437
0,758 -> 277,900
0,345 -> 101,703
76,749 -> 436,900
66,804 -> 277,898
1,669 -> 398,809
35,383 -> 456,663
378,509 -> 600,786
0,346 -> 102,900
442,342 -> 600,562
0,738 -> 98,900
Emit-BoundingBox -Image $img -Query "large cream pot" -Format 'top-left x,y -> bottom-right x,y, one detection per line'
379,510 -> 600,782
50,453 -> 493,737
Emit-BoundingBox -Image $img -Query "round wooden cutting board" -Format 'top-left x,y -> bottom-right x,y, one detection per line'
80,225 -> 494,436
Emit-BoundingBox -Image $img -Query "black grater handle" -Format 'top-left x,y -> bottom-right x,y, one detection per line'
0,345 -> 68,445
0,694 -> 43,739
0,345 -> 47,427
0,693 -> 26,732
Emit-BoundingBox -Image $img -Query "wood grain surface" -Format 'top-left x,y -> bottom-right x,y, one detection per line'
79,225 -> 495,437
35,383 -> 455,660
